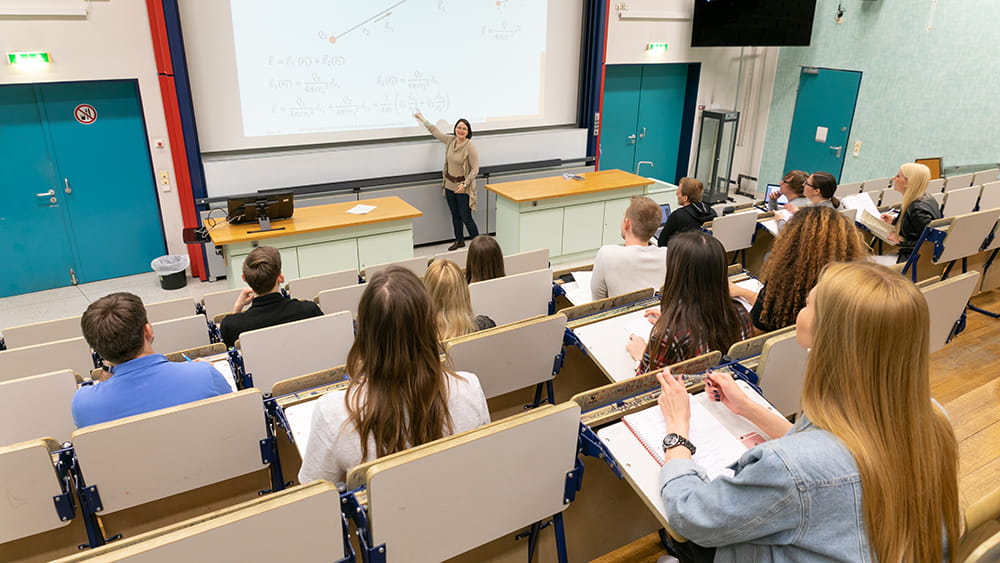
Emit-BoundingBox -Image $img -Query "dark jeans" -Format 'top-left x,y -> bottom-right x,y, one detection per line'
445,189 -> 479,241
667,536 -> 717,563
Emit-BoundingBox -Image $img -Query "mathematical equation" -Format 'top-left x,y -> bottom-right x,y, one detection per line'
268,93 -> 450,121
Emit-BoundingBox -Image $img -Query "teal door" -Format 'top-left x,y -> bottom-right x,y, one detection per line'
0,86 -> 80,296
600,64 -> 694,182
783,68 -> 862,182
0,80 -> 165,297
599,65 -> 642,172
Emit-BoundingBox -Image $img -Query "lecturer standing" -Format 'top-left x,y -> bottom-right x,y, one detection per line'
415,112 -> 480,250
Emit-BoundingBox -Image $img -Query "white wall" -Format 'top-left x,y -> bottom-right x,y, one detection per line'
604,0 -> 775,194
0,1 -> 186,256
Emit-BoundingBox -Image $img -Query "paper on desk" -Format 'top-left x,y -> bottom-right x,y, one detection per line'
284,401 -> 318,457
562,271 -> 594,305
622,381 -> 777,480
212,359 -> 239,393
734,277 -> 763,293
759,218 -> 779,236
841,192 -> 881,219
346,204 -> 376,215
624,316 -> 654,341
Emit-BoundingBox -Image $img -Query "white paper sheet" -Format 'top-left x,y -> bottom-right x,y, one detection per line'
346,204 -> 376,215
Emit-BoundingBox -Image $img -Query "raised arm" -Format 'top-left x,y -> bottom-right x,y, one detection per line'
414,112 -> 452,144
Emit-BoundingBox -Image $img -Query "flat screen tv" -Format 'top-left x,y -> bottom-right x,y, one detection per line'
691,0 -> 817,47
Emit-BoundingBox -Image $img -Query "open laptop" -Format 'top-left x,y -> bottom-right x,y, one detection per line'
763,183 -> 787,206
654,203 -> 672,241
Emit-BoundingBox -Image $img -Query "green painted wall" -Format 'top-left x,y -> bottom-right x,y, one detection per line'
758,0 -> 1000,186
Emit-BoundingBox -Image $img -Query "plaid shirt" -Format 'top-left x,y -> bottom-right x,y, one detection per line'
637,301 -> 753,375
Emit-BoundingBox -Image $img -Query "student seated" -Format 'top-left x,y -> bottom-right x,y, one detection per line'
730,206 -> 869,334
423,259 -> 495,340
657,177 -> 716,247
767,170 -> 809,231
72,292 -> 232,428
626,231 -> 751,374
465,235 -> 506,283
298,267 -> 490,484
880,162 -> 941,262
219,246 -> 322,348
783,171 -> 842,213
653,261 -> 958,562
591,196 -> 668,300
766,169 -> 809,211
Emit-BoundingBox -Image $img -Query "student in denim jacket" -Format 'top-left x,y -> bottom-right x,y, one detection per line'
653,261 -> 959,562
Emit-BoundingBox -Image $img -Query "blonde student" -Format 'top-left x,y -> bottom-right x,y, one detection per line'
423,258 -> 495,340
653,261 -> 959,562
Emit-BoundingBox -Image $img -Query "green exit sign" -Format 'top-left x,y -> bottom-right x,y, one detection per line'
646,43 -> 669,52
7,52 -> 51,65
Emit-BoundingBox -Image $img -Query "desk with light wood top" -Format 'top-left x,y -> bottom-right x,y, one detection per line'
209,196 -> 422,286
486,169 -> 656,264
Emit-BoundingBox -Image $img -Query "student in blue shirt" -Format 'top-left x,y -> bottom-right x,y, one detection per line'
653,261 -> 959,562
72,292 -> 232,428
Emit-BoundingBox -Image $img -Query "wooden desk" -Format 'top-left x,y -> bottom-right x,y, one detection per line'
209,196 -> 422,285
486,170 -> 658,264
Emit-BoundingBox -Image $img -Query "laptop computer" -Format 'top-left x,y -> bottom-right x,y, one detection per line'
764,183 -> 788,206
654,203 -> 672,241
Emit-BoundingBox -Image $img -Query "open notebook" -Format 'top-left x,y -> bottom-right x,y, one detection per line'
622,380 -> 777,480
842,193 -> 896,244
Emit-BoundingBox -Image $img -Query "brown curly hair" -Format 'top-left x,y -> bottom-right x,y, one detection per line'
758,206 -> 869,330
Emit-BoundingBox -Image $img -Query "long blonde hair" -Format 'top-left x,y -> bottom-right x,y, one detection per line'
801,262 -> 959,561
897,162 -> 932,231
424,259 -> 476,340
345,266 -> 455,459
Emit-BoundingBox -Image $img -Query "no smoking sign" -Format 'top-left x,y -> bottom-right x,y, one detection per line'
74,104 -> 97,125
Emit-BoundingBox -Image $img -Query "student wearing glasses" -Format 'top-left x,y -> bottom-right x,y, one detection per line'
784,171 -> 842,213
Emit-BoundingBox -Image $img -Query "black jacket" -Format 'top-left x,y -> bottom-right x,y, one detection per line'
219,292 -> 323,348
894,194 -> 942,258
657,202 -> 718,247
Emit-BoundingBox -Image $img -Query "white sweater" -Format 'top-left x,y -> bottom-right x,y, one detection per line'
590,244 -> 668,299
298,371 -> 490,484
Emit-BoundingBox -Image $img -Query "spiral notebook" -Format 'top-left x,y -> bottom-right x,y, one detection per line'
622,381 -> 775,480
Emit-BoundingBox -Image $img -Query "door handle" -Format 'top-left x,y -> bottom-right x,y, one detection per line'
829,145 -> 843,158
36,189 -> 56,197
638,127 -> 647,139
627,134 -> 636,145
64,178 -> 72,194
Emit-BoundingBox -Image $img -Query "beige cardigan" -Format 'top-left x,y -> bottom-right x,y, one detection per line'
422,121 -> 480,212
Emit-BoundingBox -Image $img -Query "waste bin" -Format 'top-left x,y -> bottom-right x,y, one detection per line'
151,254 -> 190,290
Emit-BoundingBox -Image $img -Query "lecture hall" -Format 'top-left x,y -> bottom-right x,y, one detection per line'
1,1 -> 998,561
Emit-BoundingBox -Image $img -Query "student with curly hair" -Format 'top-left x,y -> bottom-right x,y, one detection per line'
731,206 -> 869,334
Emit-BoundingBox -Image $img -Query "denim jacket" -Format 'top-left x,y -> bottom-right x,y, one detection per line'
659,417 -> 872,562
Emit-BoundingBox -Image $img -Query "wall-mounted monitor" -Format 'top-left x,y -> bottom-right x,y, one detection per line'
691,0 -> 817,47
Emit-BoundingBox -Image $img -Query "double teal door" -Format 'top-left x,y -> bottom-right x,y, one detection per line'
783,68 -> 863,182
599,64 -> 696,182
0,80 -> 165,297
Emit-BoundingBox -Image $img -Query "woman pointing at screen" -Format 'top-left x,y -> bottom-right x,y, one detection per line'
415,112 -> 480,250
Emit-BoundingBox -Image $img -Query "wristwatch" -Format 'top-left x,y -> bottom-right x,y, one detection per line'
662,433 -> 696,455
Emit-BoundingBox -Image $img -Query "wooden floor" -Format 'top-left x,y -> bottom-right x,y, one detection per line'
593,288 -> 1000,562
